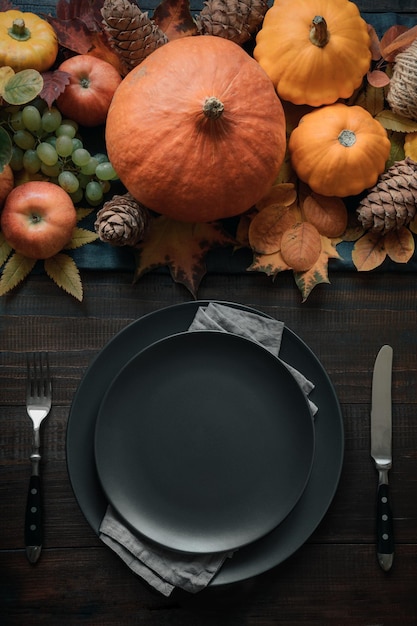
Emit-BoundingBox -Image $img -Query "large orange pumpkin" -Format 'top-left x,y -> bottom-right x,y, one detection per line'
105,36 -> 286,222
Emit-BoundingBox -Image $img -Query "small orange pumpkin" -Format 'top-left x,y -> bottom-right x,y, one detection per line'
288,103 -> 391,197
254,0 -> 371,106
105,36 -> 286,223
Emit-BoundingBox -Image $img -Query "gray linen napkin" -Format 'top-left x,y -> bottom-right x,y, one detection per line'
99,303 -> 317,596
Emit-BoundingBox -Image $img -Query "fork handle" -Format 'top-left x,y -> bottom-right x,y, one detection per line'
25,471 -> 42,564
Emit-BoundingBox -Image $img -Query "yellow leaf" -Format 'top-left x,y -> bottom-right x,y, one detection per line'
248,250 -> 291,277
0,252 -> 36,296
294,236 -> 341,302
375,109 -> 417,133
64,226 -> 99,250
351,232 -> 386,270
384,227 -> 415,263
44,253 -> 83,301
0,231 -> 13,267
0,66 -> 14,96
404,132 -> 417,161
76,207 -> 94,222
248,205 -> 298,254
256,182 -> 297,210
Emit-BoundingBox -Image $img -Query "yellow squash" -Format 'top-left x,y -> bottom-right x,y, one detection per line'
254,0 -> 371,106
0,10 -> 58,72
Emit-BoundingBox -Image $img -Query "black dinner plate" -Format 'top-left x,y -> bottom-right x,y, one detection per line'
66,300 -> 344,587
94,330 -> 315,554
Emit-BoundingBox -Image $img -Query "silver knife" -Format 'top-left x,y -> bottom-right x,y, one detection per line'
370,344 -> 394,571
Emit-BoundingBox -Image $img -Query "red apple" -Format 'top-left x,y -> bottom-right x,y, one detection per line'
56,55 -> 122,127
1,181 -> 77,259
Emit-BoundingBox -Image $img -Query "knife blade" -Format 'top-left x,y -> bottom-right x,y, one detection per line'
370,344 -> 394,571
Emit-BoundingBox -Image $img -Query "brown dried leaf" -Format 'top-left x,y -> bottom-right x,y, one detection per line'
56,0 -> 103,28
280,222 -> 321,272
384,227 -> 415,263
0,252 -> 36,296
248,250 -> 291,277
381,25 -> 417,62
302,194 -> 348,238
404,132 -> 417,161
134,216 -> 236,298
367,69 -> 391,89
256,182 -> 297,211
351,232 -> 386,271
294,236 -> 341,302
367,24 -> 382,61
375,109 -> 417,133
248,205 -> 298,254
40,70 -> 71,108
153,0 -> 198,39
44,252 -> 83,301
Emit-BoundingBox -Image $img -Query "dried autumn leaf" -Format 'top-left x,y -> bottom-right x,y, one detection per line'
153,0 -> 198,39
256,182 -> 297,211
381,25 -> 417,62
0,66 -> 14,95
0,231 -> 12,267
56,0 -> 103,26
2,69 -> 43,105
367,69 -> 391,89
0,126 -> 12,171
294,235 -> 341,302
384,226 -> 415,263
64,227 -> 99,250
351,232 -> 386,271
367,24 -> 382,62
302,194 -> 348,238
387,130 -> 405,168
0,0 -> 15,10
404,132 -> 417,161
76,207 -> 95,222
235,211 -> 253,250
248,249 -> 291,277
375,109 -> 417,133
44,253 -> 83,301
134,216 -> 236,298
349,81 -> 385,116
40,70 -> 71,108
47,16 -> 96,54
280,222 -> 321,272
0,252 -> 36,296
248,205 -> 298,254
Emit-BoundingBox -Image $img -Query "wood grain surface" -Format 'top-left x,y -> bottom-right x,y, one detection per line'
1,269 -> 417,625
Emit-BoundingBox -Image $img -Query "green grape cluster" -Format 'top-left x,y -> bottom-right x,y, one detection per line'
2,101 -> 118,206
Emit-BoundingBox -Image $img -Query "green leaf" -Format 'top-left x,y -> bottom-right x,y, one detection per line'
386,130 -> 405,169
0,232 -> 13,267
44,253 -> 83,301
64,226 -> 99,250
375,109 -> 417,133
0,252 -> 36,296
0,126 -> 12,171
2,69 -> 43,105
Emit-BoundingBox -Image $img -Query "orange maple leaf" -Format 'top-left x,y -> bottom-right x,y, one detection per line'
153,0 -> 198,40
134,216 -> 236,298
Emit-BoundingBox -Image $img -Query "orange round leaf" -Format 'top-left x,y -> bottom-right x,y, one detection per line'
303,193 -> 348,237
249,205 -> 298,254
280,222 -> 321,272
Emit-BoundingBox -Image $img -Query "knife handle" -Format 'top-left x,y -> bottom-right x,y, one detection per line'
25,473 -> 42,564
376,480 -> 394,571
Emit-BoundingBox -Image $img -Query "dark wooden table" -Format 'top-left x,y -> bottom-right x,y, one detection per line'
1,268 -> 417,625
2,0 -> 417,623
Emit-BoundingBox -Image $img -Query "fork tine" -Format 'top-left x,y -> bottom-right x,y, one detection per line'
27,352 -> 51,399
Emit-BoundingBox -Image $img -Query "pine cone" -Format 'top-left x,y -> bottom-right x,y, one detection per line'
101,0 -> 168,73
94,193 -> 151,246
357,158 -> 417,234
195,0 -> 269,45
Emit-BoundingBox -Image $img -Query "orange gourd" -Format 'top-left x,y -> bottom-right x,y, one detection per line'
105,36 -> 286,223
253,0 -> 371,106
288,103 -> 391,197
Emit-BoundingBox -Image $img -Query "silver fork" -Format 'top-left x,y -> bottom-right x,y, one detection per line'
25,352 -> 52,564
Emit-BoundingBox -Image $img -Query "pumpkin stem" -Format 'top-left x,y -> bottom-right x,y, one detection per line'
310,16 -> 329,48
8,18 -> 31,42
338,129 -> 356,147
203,96 -> 224,120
